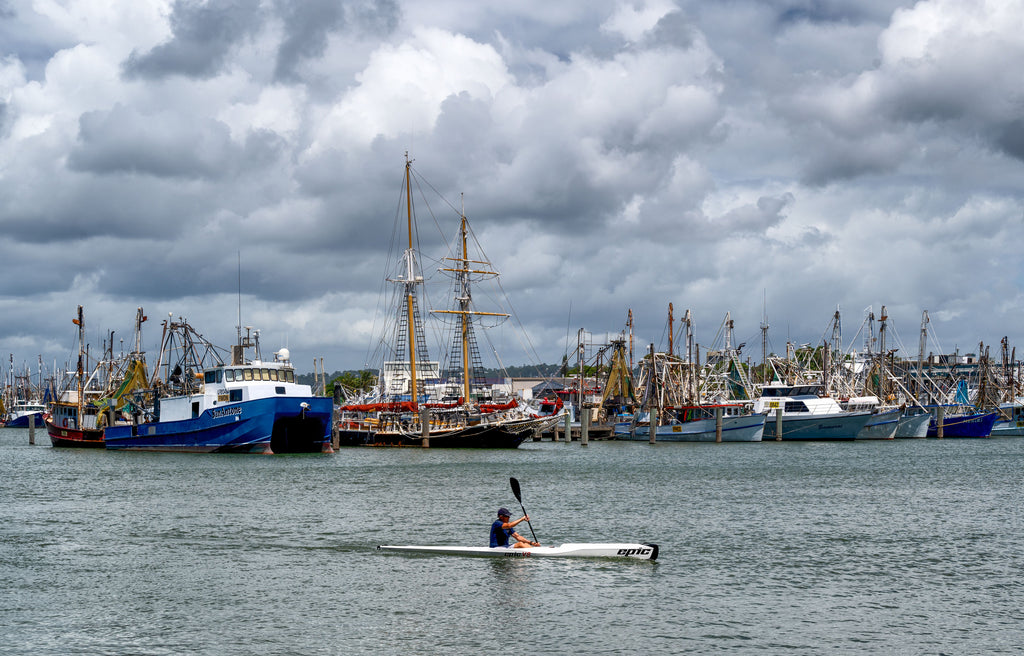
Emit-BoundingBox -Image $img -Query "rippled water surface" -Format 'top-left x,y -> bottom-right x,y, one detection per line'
2,430 -> 1022,654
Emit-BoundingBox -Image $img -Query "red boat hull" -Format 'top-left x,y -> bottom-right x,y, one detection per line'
46,418 -> 104,448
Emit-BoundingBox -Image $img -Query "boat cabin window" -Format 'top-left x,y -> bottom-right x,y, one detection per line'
269,369 -> 278,381
262,368 -> 270,381
243,369 -> 253,381
230,389 -> 242,402
762,385 -> 820,397
204,369 -> 223,384
785,401 -> 809,413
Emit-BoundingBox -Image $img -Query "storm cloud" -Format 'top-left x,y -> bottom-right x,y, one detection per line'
1,0 -> 1023,377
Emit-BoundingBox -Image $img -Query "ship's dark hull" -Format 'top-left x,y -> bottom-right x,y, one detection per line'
337,420 -> 533,448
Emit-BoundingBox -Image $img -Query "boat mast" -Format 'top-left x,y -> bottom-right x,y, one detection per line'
73,306 -> 84,429
435,195 -> 507,403
459,208 -> 471,402
918,310 -> 929,404
760,290 -> 769,385
404,154 -> 419,405
627,309 -> 634,373
878,305 -> 888,400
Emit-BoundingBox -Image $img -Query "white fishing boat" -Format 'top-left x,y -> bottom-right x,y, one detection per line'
377,543 -> 659,560
753,383 -> 873,440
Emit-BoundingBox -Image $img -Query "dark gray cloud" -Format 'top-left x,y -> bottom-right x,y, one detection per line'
122,0 -> 265,80
69,104 -> 237,179
273,0 -> 400,82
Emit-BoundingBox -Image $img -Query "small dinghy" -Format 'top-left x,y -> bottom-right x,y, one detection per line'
377,543 -> 659,560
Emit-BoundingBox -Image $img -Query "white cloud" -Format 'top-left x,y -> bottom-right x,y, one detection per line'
310,27 -> 512,152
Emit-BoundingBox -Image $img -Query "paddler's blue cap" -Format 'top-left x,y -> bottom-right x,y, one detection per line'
497,507 -> 511,517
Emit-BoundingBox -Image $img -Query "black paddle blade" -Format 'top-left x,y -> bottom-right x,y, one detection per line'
510,477 -> 522,502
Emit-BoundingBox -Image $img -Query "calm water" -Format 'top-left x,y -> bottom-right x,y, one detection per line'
2,429 -> 1022,655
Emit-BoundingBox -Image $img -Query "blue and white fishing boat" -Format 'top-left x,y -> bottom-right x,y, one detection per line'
104,320 -> 332,454
615,405 -> 764,442
5,400 -> 46,428
752,383 -> 873,440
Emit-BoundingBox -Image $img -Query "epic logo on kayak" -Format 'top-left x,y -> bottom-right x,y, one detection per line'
616,548 -> 652,557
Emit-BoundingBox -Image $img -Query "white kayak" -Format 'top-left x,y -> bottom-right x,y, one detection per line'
377,542 -> 659,561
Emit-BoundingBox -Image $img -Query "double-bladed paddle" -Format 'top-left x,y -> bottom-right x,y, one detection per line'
509,477 -> 538,544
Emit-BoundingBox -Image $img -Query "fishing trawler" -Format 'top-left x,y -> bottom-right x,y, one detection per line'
47,307 -> 157,447
614,404 -> 765,442
46,307 -> 110,447
104,318 -> 332,454
336,156 -> 554,448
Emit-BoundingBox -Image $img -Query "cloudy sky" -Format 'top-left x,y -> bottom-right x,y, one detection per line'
1,0 -> 1023,378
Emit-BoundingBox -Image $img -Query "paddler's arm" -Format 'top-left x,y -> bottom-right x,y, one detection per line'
501,514 -> 529,529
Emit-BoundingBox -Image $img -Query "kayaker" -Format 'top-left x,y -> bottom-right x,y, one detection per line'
490,507 -> 539,548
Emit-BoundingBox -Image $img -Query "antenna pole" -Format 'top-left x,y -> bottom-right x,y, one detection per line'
237,252 -> 242,345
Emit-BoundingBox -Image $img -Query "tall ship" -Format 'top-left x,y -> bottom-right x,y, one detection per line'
104,318 -> 332,454
336,156 -> 555,447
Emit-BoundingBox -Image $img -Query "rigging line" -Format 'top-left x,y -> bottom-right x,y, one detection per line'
493,275 -> 550,378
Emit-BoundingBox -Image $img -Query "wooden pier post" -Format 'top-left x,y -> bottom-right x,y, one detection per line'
581,407 -> 589,446
29,414 -> 36,445
420,406 -> 430,447
936,406 -> 944,439
775,410 -> 783,441
715,407 -> 722,443
563,411 -> 571,443
331,406 -> 340,450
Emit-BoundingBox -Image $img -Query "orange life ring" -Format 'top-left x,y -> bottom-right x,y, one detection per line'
62,418 -> 68,427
